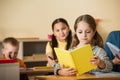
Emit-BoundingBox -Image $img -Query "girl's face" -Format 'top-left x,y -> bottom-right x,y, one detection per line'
53,22 -> 70,42
76,21 -> 95,45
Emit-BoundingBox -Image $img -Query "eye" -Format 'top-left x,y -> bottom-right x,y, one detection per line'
86,31 -> 91,33
56,29 -> 59,32
14,52 -> 18,55
62,27 -> 66,30
9,52 -> 12,54
78,31 -> 82,34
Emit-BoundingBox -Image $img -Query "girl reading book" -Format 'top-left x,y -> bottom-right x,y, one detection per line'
55,14 -> 113,76
46,18 -> 72,67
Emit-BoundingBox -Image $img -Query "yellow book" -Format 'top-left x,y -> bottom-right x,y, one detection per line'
54,44 -> 97,76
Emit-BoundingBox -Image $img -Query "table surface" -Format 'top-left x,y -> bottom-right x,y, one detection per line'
20,67 -> 54,74
35,72 -> 120,80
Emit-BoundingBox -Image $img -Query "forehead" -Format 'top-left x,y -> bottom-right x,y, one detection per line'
77,21 -> 91,30
54,22 -> 68,29
4,43 -> 18,49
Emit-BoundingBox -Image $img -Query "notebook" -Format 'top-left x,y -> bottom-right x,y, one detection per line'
106,42 -> 120,58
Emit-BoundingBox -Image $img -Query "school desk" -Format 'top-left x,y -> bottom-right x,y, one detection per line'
35,72 -> 120,80
20,67 -> 54,75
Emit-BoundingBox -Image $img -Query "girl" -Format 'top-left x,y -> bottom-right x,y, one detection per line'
46,18 -> 72,67
55,14 -> 113,76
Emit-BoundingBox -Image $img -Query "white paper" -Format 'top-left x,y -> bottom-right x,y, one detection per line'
90,71 -> 120,76
106,42 -> 120,58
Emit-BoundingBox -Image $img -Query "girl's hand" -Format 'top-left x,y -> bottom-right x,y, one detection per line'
112,54 -> 120,64
58,65 -> 77,76
90,56 -> 105,69
48,59 -> 58,67
47,55 -> 58,67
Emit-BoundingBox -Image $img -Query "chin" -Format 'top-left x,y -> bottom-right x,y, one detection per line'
82,42 -> 89,45
61,37 -> 67,40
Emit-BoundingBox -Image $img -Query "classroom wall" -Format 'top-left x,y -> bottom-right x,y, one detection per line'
0,0 -> 120,43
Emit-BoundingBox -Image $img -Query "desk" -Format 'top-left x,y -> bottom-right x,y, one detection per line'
35,72 -> 120,80
20,67 -> 54,75
20,67 -> 53,80
0,63 -> 19,80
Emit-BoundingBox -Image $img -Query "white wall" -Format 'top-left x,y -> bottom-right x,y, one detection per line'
0,0 -> 120,42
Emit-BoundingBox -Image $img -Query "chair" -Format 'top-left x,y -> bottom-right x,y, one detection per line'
104,30 -> 120,72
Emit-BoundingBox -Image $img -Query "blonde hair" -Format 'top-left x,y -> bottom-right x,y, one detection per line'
2,37 -> 19,48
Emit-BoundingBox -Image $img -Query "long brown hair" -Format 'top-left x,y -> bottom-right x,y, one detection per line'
71,14 -> 103,48
51,18 -> 72,59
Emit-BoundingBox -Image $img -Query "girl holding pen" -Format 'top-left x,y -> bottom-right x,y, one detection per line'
46,18 -> 72,67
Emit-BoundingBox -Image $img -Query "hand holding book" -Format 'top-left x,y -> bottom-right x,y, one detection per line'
112,54 -> 120,64
54,44 -> 97,75
90,56 -> 106,69
58,66 -> 77,76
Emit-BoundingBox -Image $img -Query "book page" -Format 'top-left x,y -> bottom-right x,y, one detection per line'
71,44 -> 97,75
106,42 -> 120,58
54,48 -> 75,68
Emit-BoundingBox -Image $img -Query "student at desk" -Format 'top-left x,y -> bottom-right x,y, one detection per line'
46,18 -> 72,67
0,37 -> 29,80
54,14 -> 113,76
104,31 -> 120,72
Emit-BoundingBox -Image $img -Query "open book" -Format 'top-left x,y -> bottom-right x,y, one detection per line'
106,42 -> 120,58
54,44 -> 97,76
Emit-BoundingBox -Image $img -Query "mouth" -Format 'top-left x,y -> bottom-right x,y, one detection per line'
61,35 -> 65,38
81,38 -> 87,40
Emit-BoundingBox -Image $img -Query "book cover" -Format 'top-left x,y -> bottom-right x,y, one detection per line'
106,42 -> 120,58
54,44 -> 97,76
0,59 -> 16,64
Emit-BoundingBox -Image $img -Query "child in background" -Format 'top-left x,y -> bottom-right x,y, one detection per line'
55,14 -> 113,76
1,37 -> 28,80
1,37 -> 26,68
104,31 -> 120,72
46,18 -> 72,67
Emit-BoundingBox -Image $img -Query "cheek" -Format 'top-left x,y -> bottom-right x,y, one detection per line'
4,50 -> 8,54
76,33 -> 81,38
54,31 -> 60,36
12,53 -> 17,58
88,34 -> 94,41
65,30 -> 69,36
14,54 -> 17,57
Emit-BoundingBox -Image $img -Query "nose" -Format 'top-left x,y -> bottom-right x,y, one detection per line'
83,32 -> 87,37
60,30 -> 64,34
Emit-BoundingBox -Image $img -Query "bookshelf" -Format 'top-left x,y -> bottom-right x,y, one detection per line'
18,40 -> 48,67
0,39 -> 48,67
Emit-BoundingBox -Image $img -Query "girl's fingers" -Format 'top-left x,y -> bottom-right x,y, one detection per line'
93,56 -> 99,59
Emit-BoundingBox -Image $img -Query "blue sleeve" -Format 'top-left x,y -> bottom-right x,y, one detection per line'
104,31 -> 120,60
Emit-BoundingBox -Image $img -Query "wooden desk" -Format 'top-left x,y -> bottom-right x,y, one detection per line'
35,72 -> 120,80
20,67 -> 54,75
